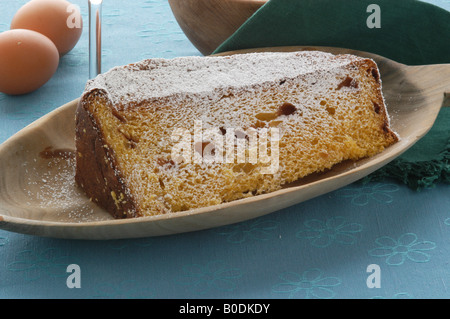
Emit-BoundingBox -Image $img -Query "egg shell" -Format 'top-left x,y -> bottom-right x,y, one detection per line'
0,29 -> 59,95
10,0 -> 83,56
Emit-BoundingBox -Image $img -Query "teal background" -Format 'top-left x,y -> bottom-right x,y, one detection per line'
0,0 -> 449,299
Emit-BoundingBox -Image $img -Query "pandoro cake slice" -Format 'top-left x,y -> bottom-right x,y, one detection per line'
75,50 -> 398,219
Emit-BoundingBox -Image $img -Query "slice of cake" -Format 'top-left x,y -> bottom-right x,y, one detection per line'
75,50 -> 398,219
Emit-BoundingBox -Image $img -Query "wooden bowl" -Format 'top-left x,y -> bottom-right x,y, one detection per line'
168,0 -> 267,55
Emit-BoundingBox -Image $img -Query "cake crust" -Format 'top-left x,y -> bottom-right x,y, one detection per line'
75,90 -> 139,219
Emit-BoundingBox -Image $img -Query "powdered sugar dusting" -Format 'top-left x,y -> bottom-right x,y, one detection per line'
83,51 -> 360,108
21,149 -> 112,222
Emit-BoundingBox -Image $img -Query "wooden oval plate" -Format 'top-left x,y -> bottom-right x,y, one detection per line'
0,46 -> 448,240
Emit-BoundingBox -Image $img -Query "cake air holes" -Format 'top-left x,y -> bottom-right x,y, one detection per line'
256,112 -> 278,122
326,107 -> 336,116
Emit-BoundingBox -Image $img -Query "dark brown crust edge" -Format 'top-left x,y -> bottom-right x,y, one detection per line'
75,90 -> 139,219
361,58 -> 399,145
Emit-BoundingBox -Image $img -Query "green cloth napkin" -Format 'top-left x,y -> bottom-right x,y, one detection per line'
213,0 -> 450,190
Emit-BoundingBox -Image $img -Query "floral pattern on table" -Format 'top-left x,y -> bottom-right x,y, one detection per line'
295,216 -> 363,248
7,248 -> 70,281
214,218 -> 280,244
272,268 -> 341,299
0,235 -> 8,247
92,280 -> 156,299
336,183 -> 399,206
368,233 -> 436,266
176,260 -> 243,296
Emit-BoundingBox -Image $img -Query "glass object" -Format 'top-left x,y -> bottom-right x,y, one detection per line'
88,0 -> 102,78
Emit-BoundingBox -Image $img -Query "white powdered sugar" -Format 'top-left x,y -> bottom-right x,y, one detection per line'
22,150 -> 111,222
83,51 -> 359,107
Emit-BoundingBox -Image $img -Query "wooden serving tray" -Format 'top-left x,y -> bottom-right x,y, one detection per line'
0,46 -> 448,239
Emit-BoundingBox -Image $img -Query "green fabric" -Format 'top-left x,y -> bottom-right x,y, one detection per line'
362,108 -> 450,190
213,0 -> 450,190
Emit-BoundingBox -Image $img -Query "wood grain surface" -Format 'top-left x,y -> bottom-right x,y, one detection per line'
168,0 -> 266,55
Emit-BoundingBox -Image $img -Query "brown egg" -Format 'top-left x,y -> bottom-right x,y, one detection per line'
0,29 -> 59,95
10,0 -> 83,56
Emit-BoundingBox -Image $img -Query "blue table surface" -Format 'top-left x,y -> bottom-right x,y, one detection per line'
1,0 -> 449,299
